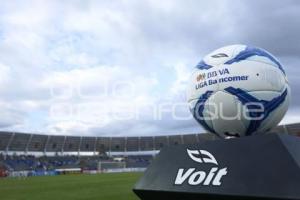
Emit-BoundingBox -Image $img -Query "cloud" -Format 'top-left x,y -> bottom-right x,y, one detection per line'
0,99 -> 24,128
233,0 -> 300,57
40,65 -> 159,135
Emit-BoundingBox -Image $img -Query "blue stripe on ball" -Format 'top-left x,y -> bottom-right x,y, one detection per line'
224,87 -> 288,136
224,46 -> 286,75
196,60 -> 213,70
192,91 -> 218,136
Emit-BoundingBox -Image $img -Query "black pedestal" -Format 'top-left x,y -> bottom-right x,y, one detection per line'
133,134 -> 300,200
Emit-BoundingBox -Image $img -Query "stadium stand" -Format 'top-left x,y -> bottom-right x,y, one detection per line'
9,133 -> 30,152
182,134 -> 198,144
64,136 -> 81,152
169,135 -> 183,146
140,137 -> 154,151
45,135 -> 65,152
284,123 -> 300,135
96,137 -> 110,153
80,137 -> 96,152
126,155 -> 152,168
0,132 -> 11,151
0,123 -> 300,177
154,136 -> 168,150
0,123 -> 299,154
126,137 -> 139,152
28,134 -> 48,152
110,137 -> 126,152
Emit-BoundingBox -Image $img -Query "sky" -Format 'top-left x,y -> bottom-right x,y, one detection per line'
0,0 -> 299,136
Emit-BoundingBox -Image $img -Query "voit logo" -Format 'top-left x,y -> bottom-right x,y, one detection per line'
174,149 -> 228,186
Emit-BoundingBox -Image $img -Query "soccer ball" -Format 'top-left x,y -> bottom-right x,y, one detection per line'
187,44 -> 290,138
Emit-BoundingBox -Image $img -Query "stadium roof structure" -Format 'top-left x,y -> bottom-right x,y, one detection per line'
0,123 -> 299,155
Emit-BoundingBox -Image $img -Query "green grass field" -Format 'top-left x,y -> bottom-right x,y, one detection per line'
0,173 -> 142,200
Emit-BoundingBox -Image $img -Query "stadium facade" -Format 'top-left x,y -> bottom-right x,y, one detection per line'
0,123 -> 299,155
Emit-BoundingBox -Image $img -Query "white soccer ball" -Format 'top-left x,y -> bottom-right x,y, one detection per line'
187,44 -> 290,138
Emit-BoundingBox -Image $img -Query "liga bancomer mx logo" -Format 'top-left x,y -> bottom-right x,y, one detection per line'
174,149 -> 228,186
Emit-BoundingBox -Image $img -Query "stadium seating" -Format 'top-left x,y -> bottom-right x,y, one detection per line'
126,137 -> 139,151
9,133 -> 30,152
0,124 -> 299,176
110,137 -> 126,152
64,136 -> 81,152
0,124 -> 299,156
0,132 -> 11,151
45,136 -> 65,152
284,123 -> 300,135
0,154 -> 153,172
140,137 -> 154,151
96,137 -> 110,153
154,136 -> 168,150
168,135 -> 182,146
126,155 -> 153,168
182,134 -> 198,144
80,137 -> 96,152
27,134 -> 48,152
